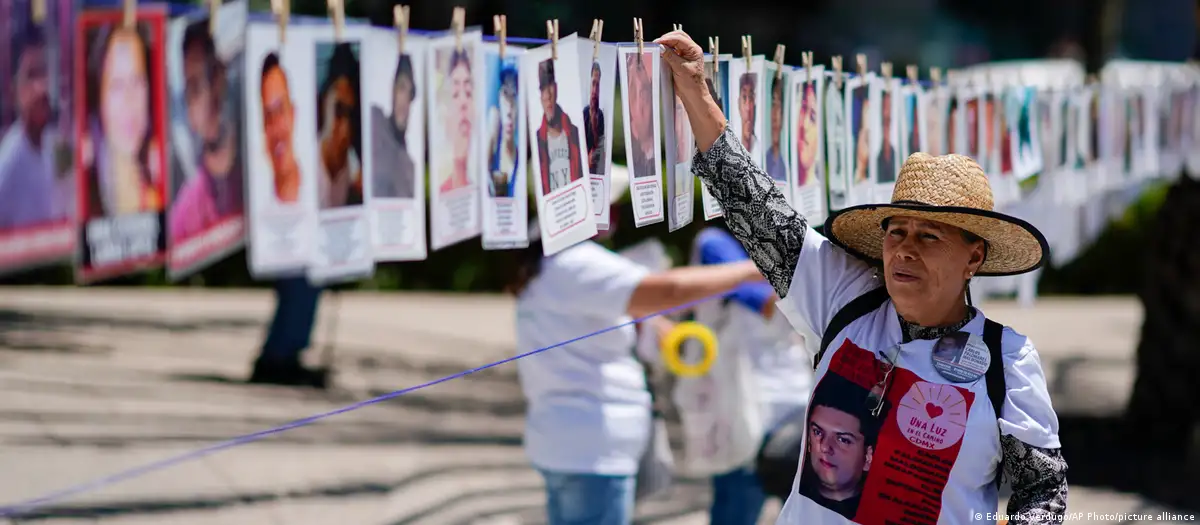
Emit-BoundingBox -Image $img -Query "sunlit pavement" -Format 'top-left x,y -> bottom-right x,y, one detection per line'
0,288 -> 1193,524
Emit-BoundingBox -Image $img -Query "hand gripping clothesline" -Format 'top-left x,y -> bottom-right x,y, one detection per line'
0,291 -> 729,518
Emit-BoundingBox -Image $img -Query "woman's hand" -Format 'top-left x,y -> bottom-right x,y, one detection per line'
654,30 -> 727,152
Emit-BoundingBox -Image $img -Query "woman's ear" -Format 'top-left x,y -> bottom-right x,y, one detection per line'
966,241 -> 986,276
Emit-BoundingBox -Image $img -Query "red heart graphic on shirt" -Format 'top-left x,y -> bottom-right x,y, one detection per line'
925,403 -> 944,419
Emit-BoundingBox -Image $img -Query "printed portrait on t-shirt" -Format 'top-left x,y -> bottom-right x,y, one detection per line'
799,372 -> 885,519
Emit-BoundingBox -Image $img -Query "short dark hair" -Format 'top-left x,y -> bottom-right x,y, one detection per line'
261,52 -> 282,83
809,374 -> 882,446
448,48 -> 471,75
13,24 -> 47,77
740,72 -> 756,90
181,19 -> 217,65
499,66 -> 518,99
317,43 -> 362,154
538,58 -> 555,90
591,61 -> 601,76
771,76 -> 784,100
393,53 -> 416,100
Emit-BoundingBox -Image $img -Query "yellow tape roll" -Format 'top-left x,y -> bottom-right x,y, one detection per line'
660,321 -> 718,377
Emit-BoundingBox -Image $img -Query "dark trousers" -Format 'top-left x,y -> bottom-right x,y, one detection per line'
258,276 -> 323,364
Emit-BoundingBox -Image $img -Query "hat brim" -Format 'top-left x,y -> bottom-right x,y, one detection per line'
822,203 -> 1050,277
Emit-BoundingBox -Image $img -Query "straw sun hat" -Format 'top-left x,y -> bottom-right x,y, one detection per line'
823,152 -> 1049,277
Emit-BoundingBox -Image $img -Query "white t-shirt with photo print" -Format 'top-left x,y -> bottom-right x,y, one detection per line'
546,130 -> 572,193
772,227 -> 1061,525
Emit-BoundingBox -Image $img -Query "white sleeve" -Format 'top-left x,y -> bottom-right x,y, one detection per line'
774,226 -> 879,342
998,332 -> 1062,449
534,242 -> 651,320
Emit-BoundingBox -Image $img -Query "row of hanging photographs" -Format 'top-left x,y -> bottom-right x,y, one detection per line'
2,0 -> 1198,285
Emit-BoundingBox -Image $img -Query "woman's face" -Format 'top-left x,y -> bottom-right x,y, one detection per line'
101,29 -> 150,157
799,86 -> 819,170
882,216 -> 984,317
447,60 -> 473,158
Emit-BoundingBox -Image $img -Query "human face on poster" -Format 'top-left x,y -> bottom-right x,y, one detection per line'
523,35 -> 597,256
578,42 -> 617,229
0,0 -> 76,276
790,66 -> 826,224
165,1 -> 247,281
617,45 -> 663,227
824,75 -> 848,212
730,56 -> 766,169
479,42 -> 528,250
874,77 -> 898,203
76,8 -> 169,283
844,73 -> 875,206
364,32 -> 426,262
764,63 -> 790,199
427,31 -> 482,251
698,54 -> 730,221
662,61 -> 693,233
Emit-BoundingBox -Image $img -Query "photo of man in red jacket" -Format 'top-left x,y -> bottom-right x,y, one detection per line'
535,58 -> 583,196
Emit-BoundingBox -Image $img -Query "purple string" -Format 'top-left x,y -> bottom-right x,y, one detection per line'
0,290 -> 731,518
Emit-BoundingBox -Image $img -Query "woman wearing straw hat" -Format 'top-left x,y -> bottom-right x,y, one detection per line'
503,166 -> 765,525
656,30 -> 1067,525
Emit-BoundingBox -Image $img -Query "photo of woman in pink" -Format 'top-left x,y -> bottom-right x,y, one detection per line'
795,81 -> 819,188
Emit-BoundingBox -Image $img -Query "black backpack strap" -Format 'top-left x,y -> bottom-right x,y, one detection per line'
814,286 -> 890,370
982,318 -> 1007,487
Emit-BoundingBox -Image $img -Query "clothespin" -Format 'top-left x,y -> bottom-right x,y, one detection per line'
672,23 -> 682,31
494,15 -> 507,59
208,0 -> 219,35
708,36 -> 719,80
633,18 -> 644,58
394,5 -> 410,55
741,35 -> 752,70
123,0 -> 136,29
832,55 -> 843,88
327,0 -> 344,42
802,51 -> 813,83
272,0 -> 289,43
906,65 -> 918,85
546,19 -> 559,60
773,44 -> 786,80
856,53 -> 866,78
451,7 -> 465,51
930,67 -> 942,86
31,0 -> 45,23
590,19 -> 603,62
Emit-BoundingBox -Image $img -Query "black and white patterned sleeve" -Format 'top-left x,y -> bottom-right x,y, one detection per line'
691,127 -> 807,299
1001,435 -> 1068,525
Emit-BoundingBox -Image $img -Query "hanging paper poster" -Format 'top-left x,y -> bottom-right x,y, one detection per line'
0,0 -> 76,276
924,84 -> 948,157
427,30 -> 482,251
1134,87 -> 1159,179
662,61 -> 694,233
524,34 -> 597,255
617,44 -> 663,227
789,64 -> 826,223
363,31 -> 426,262
729,55 -> 767,171
898,82 -> 926,161
306,28 -> 374,285
75,7 -> 170,283
764,62 -> 792,204
243,22 -> 320,278
843,72 -> 875,206
1007,85 -> 1043,181
873,75 -> 898,203
478,41 -> 529,250
958,88 -> 979,160
825,72 -> 850,212
578,41 -> 617,229
165,0 -> 247,280
699,54 -> 732,220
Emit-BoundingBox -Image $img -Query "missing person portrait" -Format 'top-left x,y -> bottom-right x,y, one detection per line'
488,65 -> 519,198
947,97 -> 959,153
0,23 -> 63,230
259,52 -> 300,204
738,72 -> 758,159
437,48 -> 473,194
877,90 -> 896,183
83,23 -> 163,220
799,375 -> 883,520
316,43 -> 363,210
824,85 -> 845,187
795,81 -> 819,188
765,76 -> 786,182
852,91 -> 870,184
932,331 -> 970,364
371,54 -> 416,199
966,98 -> 979,157
583,61 -> 606,175
535,58 -> 583,196
906,93 -> 920,157
169,20 -> 242,242
625,52 -> 656,178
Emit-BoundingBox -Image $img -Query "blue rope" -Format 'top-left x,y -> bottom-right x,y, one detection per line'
0,290 -> 731,518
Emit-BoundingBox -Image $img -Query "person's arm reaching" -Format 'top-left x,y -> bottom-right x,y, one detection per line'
697,228 -> 779,319
627,260 -> 764,319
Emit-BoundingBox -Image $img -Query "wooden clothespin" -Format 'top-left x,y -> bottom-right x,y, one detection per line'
708,36 -> 719,80
590,19 -> 604,62
31,0 -> 46,23
208,0 -> 219,35
633,18 -> 644,58
831,55 -> 843,88
802,51 -> 813,83
773,44 -> 786,80
451,7 -> 465,51
547,19 -> 559,60
272,0 -> 289,43
327,0 -> 344,42
394,5 -> 410,55
856,53 -> 867,78
906,65 -> 918,85
741,35 -> 752,70
123,0 -> 136,29
494,15 -> 507,59
930,67 -> 942,86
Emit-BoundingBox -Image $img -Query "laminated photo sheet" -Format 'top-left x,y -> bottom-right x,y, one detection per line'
1183,86 -> 1200,177
728,55 -> 767,170
1006,85 -> 1043,182
165,0 -> 248,280
244,22 -> 320,279
1076,86 -> 1103,201
0,0 -> 77,276
617,44 -> 664,227
789,64 -> 826,223
427,30 -> 483,251
1159,86 -> 1183,177
956,86 -> 978,160
873,75 -> 899,203
307,26 -> 375,285
1097,86 -> 1127,192
763,62 -> 792,205
978,86 -> 1000,180
699,54 -> 732,220
898,82 -> 927,161
478,41 -> 529,250
662,60 -> 694,232
75,6 -> 170,283
1040,90 -> 1071,206
843,72 -> 876,206
924,84 -> 949,157
363,32 -> 427,261
1134,86 -> 1159,179
824,72 -> 850,212
524,35 -> 597,255
986,85 -> 1018,206
578,41 -> 617,229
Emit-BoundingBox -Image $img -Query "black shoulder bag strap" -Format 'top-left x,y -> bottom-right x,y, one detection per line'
814,286 -> 891,370
982,317 -> 1007,488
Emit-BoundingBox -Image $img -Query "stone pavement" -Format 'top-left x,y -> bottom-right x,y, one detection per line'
0,288 -> 1193,524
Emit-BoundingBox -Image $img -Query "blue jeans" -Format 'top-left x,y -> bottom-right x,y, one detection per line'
539,470 -> 636,525
710,466 -> 767,525
259,276 -> 323,363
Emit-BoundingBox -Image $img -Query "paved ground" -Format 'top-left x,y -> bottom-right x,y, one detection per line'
0,288 -> 1194,524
